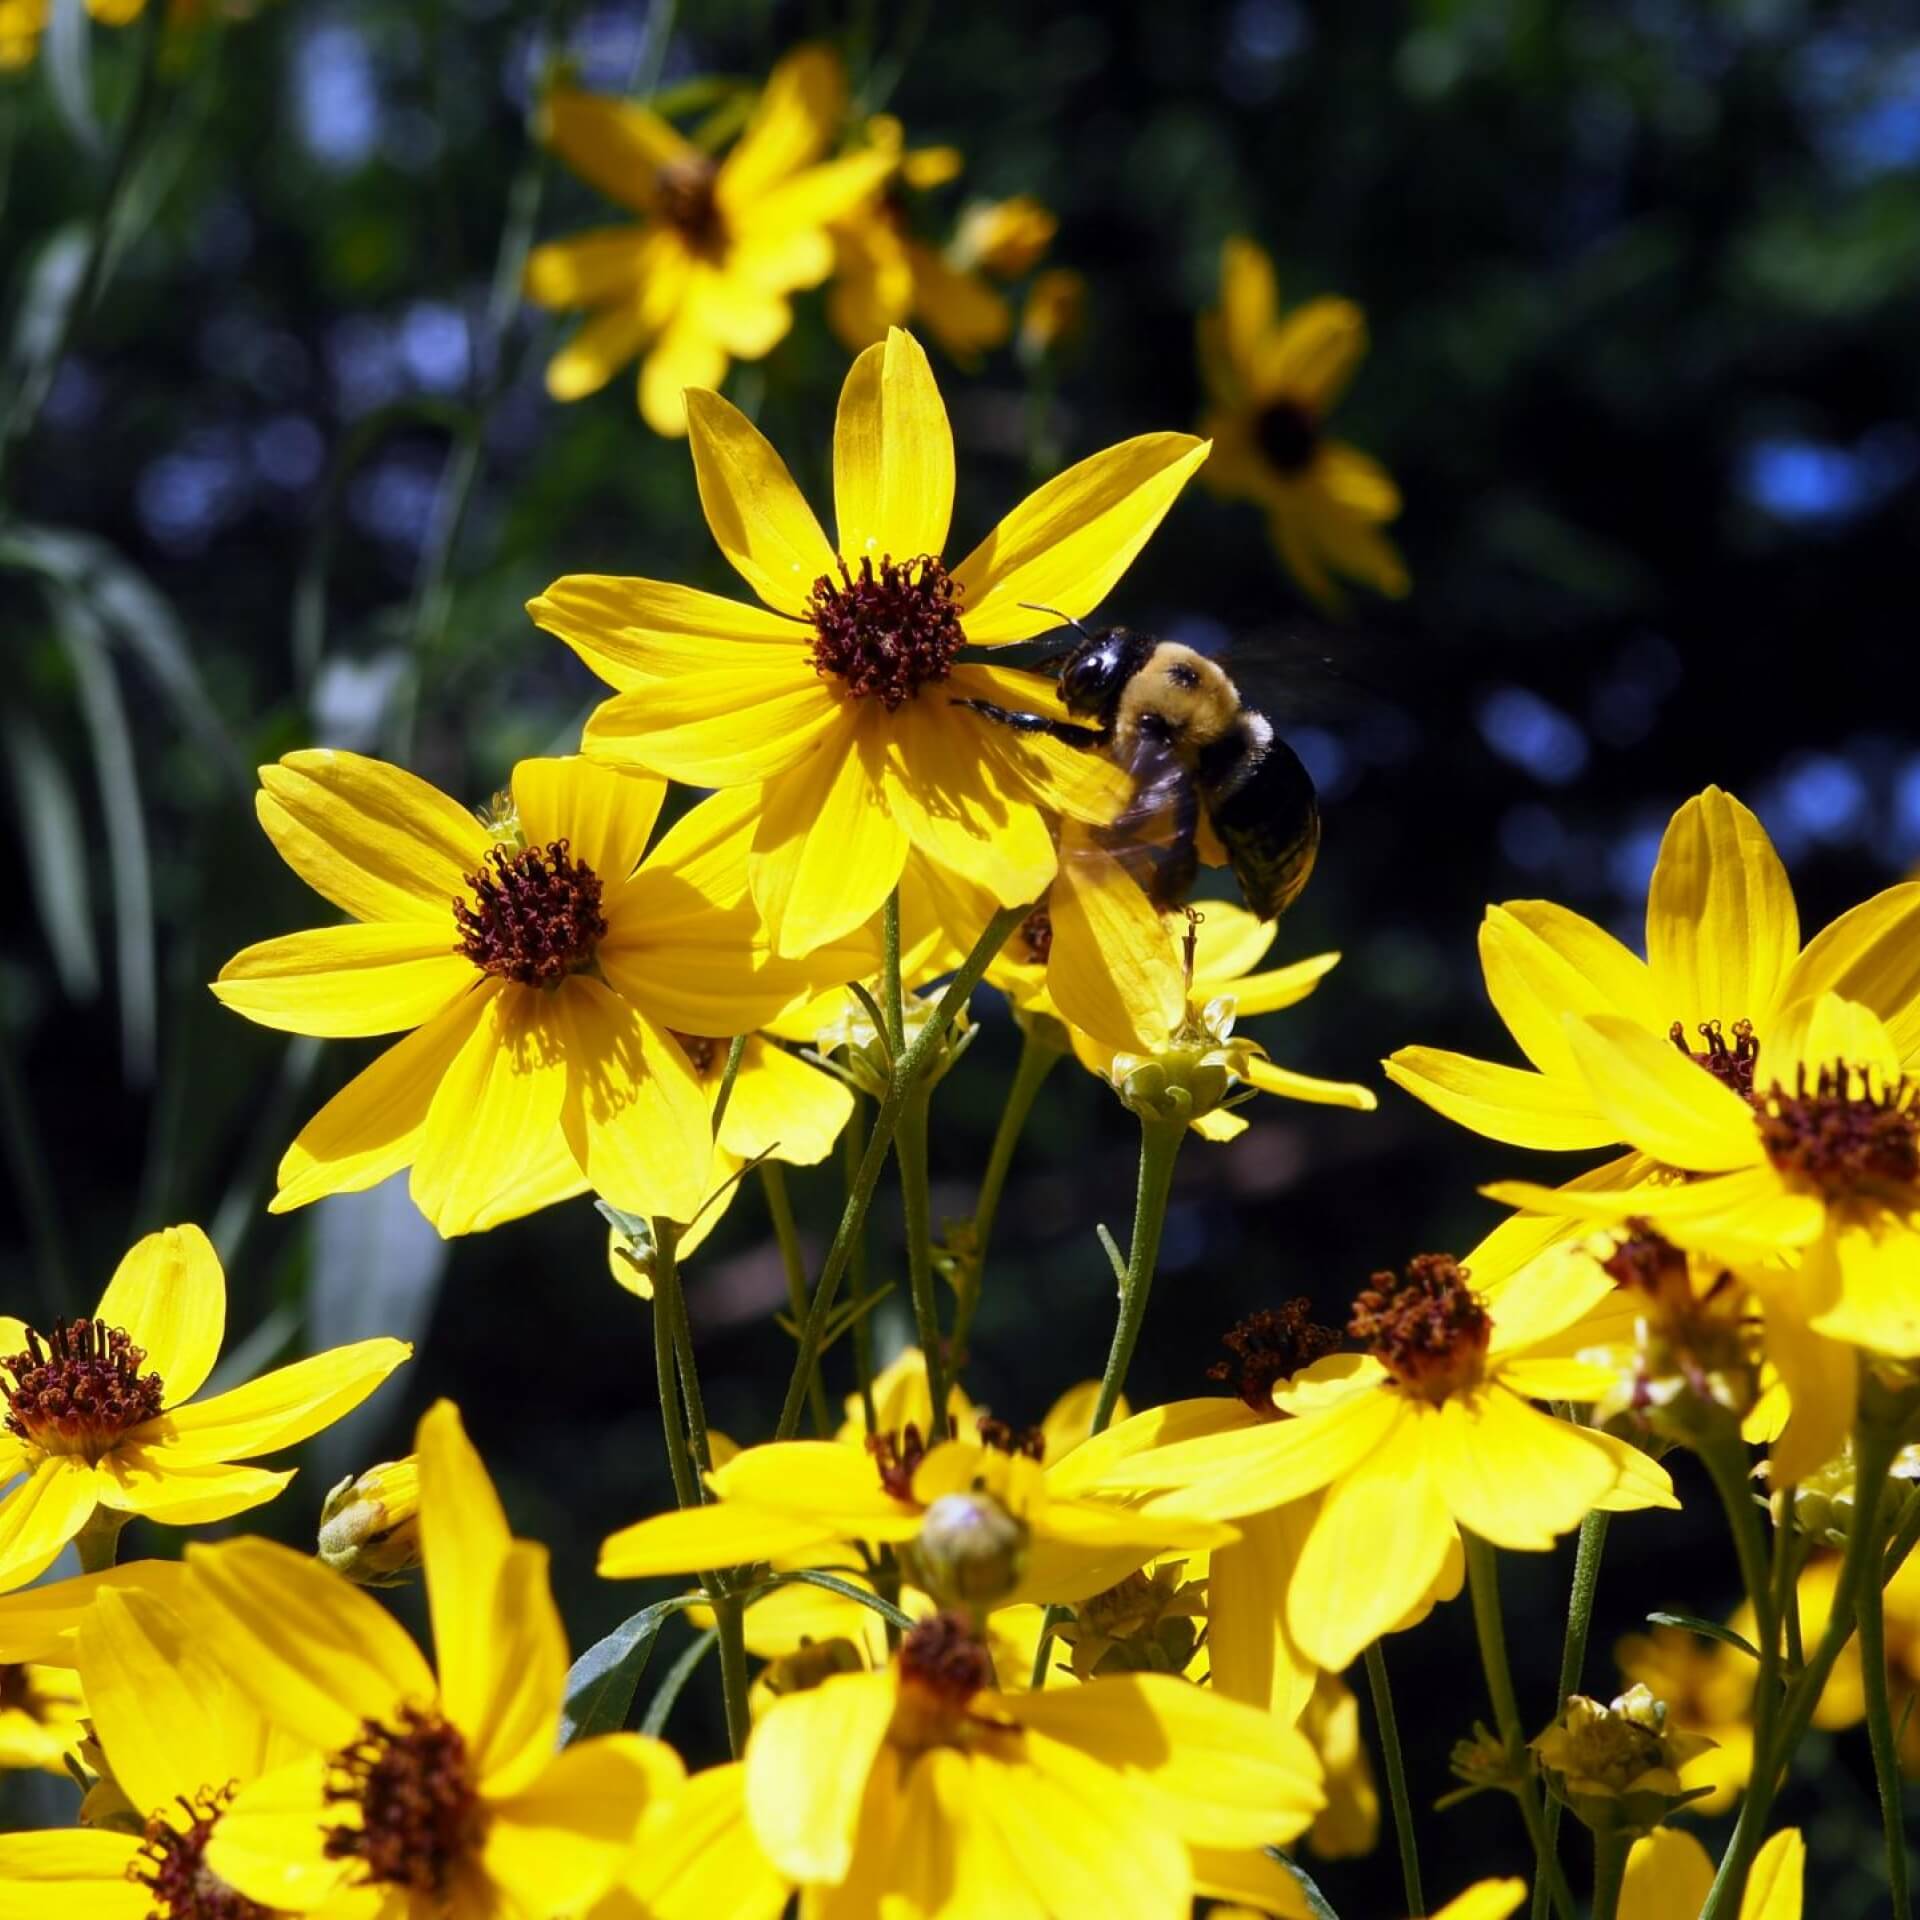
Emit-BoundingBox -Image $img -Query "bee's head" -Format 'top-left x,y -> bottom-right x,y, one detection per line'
1058,629 -> 1147,718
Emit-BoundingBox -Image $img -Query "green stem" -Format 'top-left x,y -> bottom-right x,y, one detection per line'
74,1508 -> 127,1576
773,905 -> 1026,1440
1464,1530 -> 1577,1920
1591,1832 -> 1629,1920
951,1024 -> 1061,1367
1531,1509 -> 1609,1920
712,1592 -> 752,1760
895,1081 -> 949,1441
654,1225 -> 715,1480
882,890 -> 906,1053
1858,1544 -> 1913,1920
844,1097 -> 877,1435
648,1226 -> 699,1512
1365,1640 -> 1425,1916
1088,1117 -> 1187,1437
762,1162 -> 831,1436
709,1033 -> 748,1143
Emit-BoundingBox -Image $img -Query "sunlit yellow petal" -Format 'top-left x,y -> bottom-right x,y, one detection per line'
599,1502 -> 835,1579
0,1457 -> 100,1593
1756,1290 -> 1857,1485
1480,901 -> 1660,1079
1048,842 -> 1183,1052
511,756 -> 667,887
952,433 -> 1210,644
1620,1827 -> 1715,1920
1225,951 -> 1337,1016
202,1752 -> 344,1913
1740,1829 -> 1805,1920
1189,1845 -> 1315,1920
0,1558 -> 191,1664
95,1220 -> 226,1401
719,1039 -> 853,1165
584,669 -> 843,786
623,1760 -> 793,1920
531,574 -> 805,690
744,1668 -> 896,1881
0,1830 -> 142,1920
546,301 -> 654,403
708,1441 -> 918,1537
1564,1013 -> 1762,1171
214,924 -> 473,1038
1431,1885 -> 1529,1920
1813,1205 -> 1920,1356
832,329 -> 954,564
143,1338 -> 409,1465
638,303 -> 733,438
1429,1390 -> 1618,1550
1205,1498 -> 1321,1723
1383,1046 -> 1617,1150
1242,1057 -> 1378,1110
93,1451 -> 293,1525
1788,880 -> 1920,1064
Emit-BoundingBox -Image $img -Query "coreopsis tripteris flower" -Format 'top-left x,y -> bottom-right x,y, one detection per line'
1197,237 -> 1406,608
742,1609 -> 1325,1918
530,326 -> 1193,955
1387,785 -> 1920,1152
183,1401 -> 684,1920
0,1659 -> 82,1774
1212,1883 -> 1525,1920
1531,1682 -> 1717,1836
526,47 -> 895,435
1044,836 -> 1375,1135
1622,1827 -> 1804,1920
0,1223 -> 405,1591
214,756 -> 871,1236
1092,1248 -> 1676,1671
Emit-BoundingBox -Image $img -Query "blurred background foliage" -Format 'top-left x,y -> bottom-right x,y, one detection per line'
2,0 -> 1917,1903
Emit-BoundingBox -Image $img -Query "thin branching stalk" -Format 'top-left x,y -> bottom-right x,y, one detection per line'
647,1222 -> 699,1511
895,1080 -> 949,1440
1366,1639 -> 1425,1916
1087,1116 -> 1187,1436
1533,1509 -> 1610,1920
763,1161 -> 830,1436
843,1096 -> 877,1434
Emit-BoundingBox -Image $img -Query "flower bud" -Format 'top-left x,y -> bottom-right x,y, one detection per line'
816,988 -> 974,1101
318,1457 -> 421,1586
907,1491 -> 1028,1612
1056,1561 -> 1206,1681
1781,1438 -> 1920,1548
1531,1684 -> 1715,1837
605,1211 -> 658,1300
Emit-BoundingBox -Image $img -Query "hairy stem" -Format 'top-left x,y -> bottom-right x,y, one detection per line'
763,1162 -> 830,1436
1858,1548 -> 1913,1920
1533,1509 -> 1609,1920
1366,1639 -> 1425,1916
1087,1116 -> 1187,1437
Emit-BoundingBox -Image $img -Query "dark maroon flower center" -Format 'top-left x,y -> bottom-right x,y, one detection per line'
1208,1302 -> 1344,1416
1758,1061 -> 1920,1196
807,555 -> 965,710
868,1422 -> 929,1501
1669,1018 -> 1761,1101
657,158 -> 724,255
976,1416 -> 1046,1461
454,839 -> 607,988
1254,399 -> 1320,475
1349,1253 -> 1491,1403
1018,905 -> 1053,966
131,1789 -> 273,1920
325,1707 -> 481,1894
899,1610 -> 995,1707
2,1317 -> 164,1455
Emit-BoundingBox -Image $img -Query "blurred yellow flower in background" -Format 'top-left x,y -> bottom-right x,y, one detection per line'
1198,236 -> 1406,607
528,46 -> 895,434
0,1659 -> 82,1774
534,326 -> 1194,955
1621,1826 -> 1803,1920
0,1223 -> 405,1590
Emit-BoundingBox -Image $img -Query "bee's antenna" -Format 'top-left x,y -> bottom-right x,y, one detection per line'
1018,602 -> 1096,642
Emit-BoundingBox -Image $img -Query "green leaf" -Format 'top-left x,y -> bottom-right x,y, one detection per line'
1096,1222 -> 1128,1287
639,1625 -> 719,1739
560,1593 -> 705,1746
750,1568 -> 915,1633
1267,1850 -> 1343,1920
2,711 -> 98,1001
1645,1612 -> 1760,1660
44,0 -> 101,157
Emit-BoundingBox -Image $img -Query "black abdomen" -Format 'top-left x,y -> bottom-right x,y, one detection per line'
1199,724 -> 1321,921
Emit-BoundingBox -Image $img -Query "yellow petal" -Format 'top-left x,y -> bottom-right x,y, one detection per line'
511,756 -> 666,886
214,924 -> 473,1038
184,1536 -> 432,1747
1564,1013 -> 1763,1171
1189,1845 -> 1316,1920
1005,1670 -> 1323,1848
1740,1829 -> 1805,1920
1226,951 -> 1338,1016
1788,880 -> 1920,1064
542,88 -> 695,213
1812,1206 -> 1920,1356
730,150 -> 894,267
1316,440 -> 1401,518
832,329 -> 954,564
0,1457 -> 100,1592
271,987 -> 489,1213
1646,787 -> 1799,1034
906,246 -> 1011,365
1219,237 -> 1278,377
141,1337 -> 410,1465
949,664 -> 1133,827
0,1831 -> 142,1920
585,669 -> 843,787
719,1039 -> 853,1165
625,1760 -> 793,1920
1757,1291 -> 1857,1485
1620,1827 -> 1715,1920
952,434 -> 1211,644
530,574 -> 805,691
1773,989 -> 1902,1088
629,784 -> 760,908
744,1668 -> 896,1881
1428,1390 -> 1619,1550
1382,1046 -> 1617,1150
1242,1058 -> 1378,1111
1480,901 -> 1660,1080
638,303 -> 733,438
598,1502 -> 835,1578
522,226 -> 646,309
714,44 -> 840,205
1205,1498 -> 1321,1723
1431,1886 -> 1529,1920
547,301 -> 656,403
551,979 -> 711,1223
708,1440 -> 918,1536
1255,296 -> 1366,412
686,388 -> 836,616
92,1451 -> 293,1525
1048,841 -> 1183,1052
96,1221 -> 226,1400
410,987 -> 571,1237
202,1752 -> 345,1913
749,720 -> 908,957
0,1558 -> 192,1664
257,749 -> 490,927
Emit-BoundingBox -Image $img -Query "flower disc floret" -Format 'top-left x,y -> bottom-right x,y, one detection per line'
133,1789 -> 272,1920
324,1704 -> 483,1893
867,1422 -> 930,1500
1253,398 -> 1319,474
453,837 -> 607,987
1756,1060 -> 1920,1194
897,1610 -> 995,1712
1670,1017 -> 1760,1100
655,156 -> 723,253
2,1317 -> 164,1456
1208,1302 -> 1344,1415
806,553 -> 965,710
1348,1253 -> 1491,1404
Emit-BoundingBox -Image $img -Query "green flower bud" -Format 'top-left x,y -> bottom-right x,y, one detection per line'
816,987 -> 975,1100
1783,1437 -> 1920,1548
1532,1684 -> 1715,1837
318,1457 -> 422,1585
1056,1561 -> 1207,1682
907,1490 -> 1028,1611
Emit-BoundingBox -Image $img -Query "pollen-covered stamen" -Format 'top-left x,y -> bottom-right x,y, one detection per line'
656,157 -> 724,255
1,1317 -> 164,1455
1018,906 -> 1053,966
1208,1301 -> 1344,1416
453,839 -> 607,988
1600,1224 -> 1693,1305
1254,399 -> 1320,475
976,1416 -> 1045,1461
898,1611 -> 996,1708
1669,1018 -> 1760,1101
868,1422 -> 929,1501
807,555 -> 965,710
130,1787 -> 273,1920
1757,1060 -> 1920,1195
1349,1253 -> 1491,1404
324,1706 -> 482,1894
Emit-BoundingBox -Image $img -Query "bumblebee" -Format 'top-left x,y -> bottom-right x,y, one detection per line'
956,621 -> 1320,920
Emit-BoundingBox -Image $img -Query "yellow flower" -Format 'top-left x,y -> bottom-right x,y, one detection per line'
592,1760 -> 792,1920
1198,236 -> 1406,607
531,325 -> 1196,955
186,1401 -> 684,1919
1615,1617 -> 1756,1815
0,1223 -> 406,1591
1212,1885 -> 1526,1920
1621,1826 -> 1803,1920
0,1660 -> 83,1774
741,1609 -> 1324,1918
0,1573 -> 317,1917
0,0 -> 45,68
1532,1682 -> 1717,1835
526,47 -> 894,435
1090,1247 -> 1676,1670
1044,836 -> 1376,1135
317,1454 -> 421,1584
1021,268 -> 1089,360
214,755 -> 869,1235
1387,785 -> 1920,1153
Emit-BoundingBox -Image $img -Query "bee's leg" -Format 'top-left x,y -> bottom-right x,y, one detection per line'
951,698 -> 1109,749
1148,778 -> 1201,910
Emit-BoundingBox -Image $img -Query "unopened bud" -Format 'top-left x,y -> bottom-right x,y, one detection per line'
816,988 -> 974,1101
318,1458 -> 421,1585
1781,1438 -> 1920,1548
1531,1684 -> 1714,1836
908,1491 -> 1029,1611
